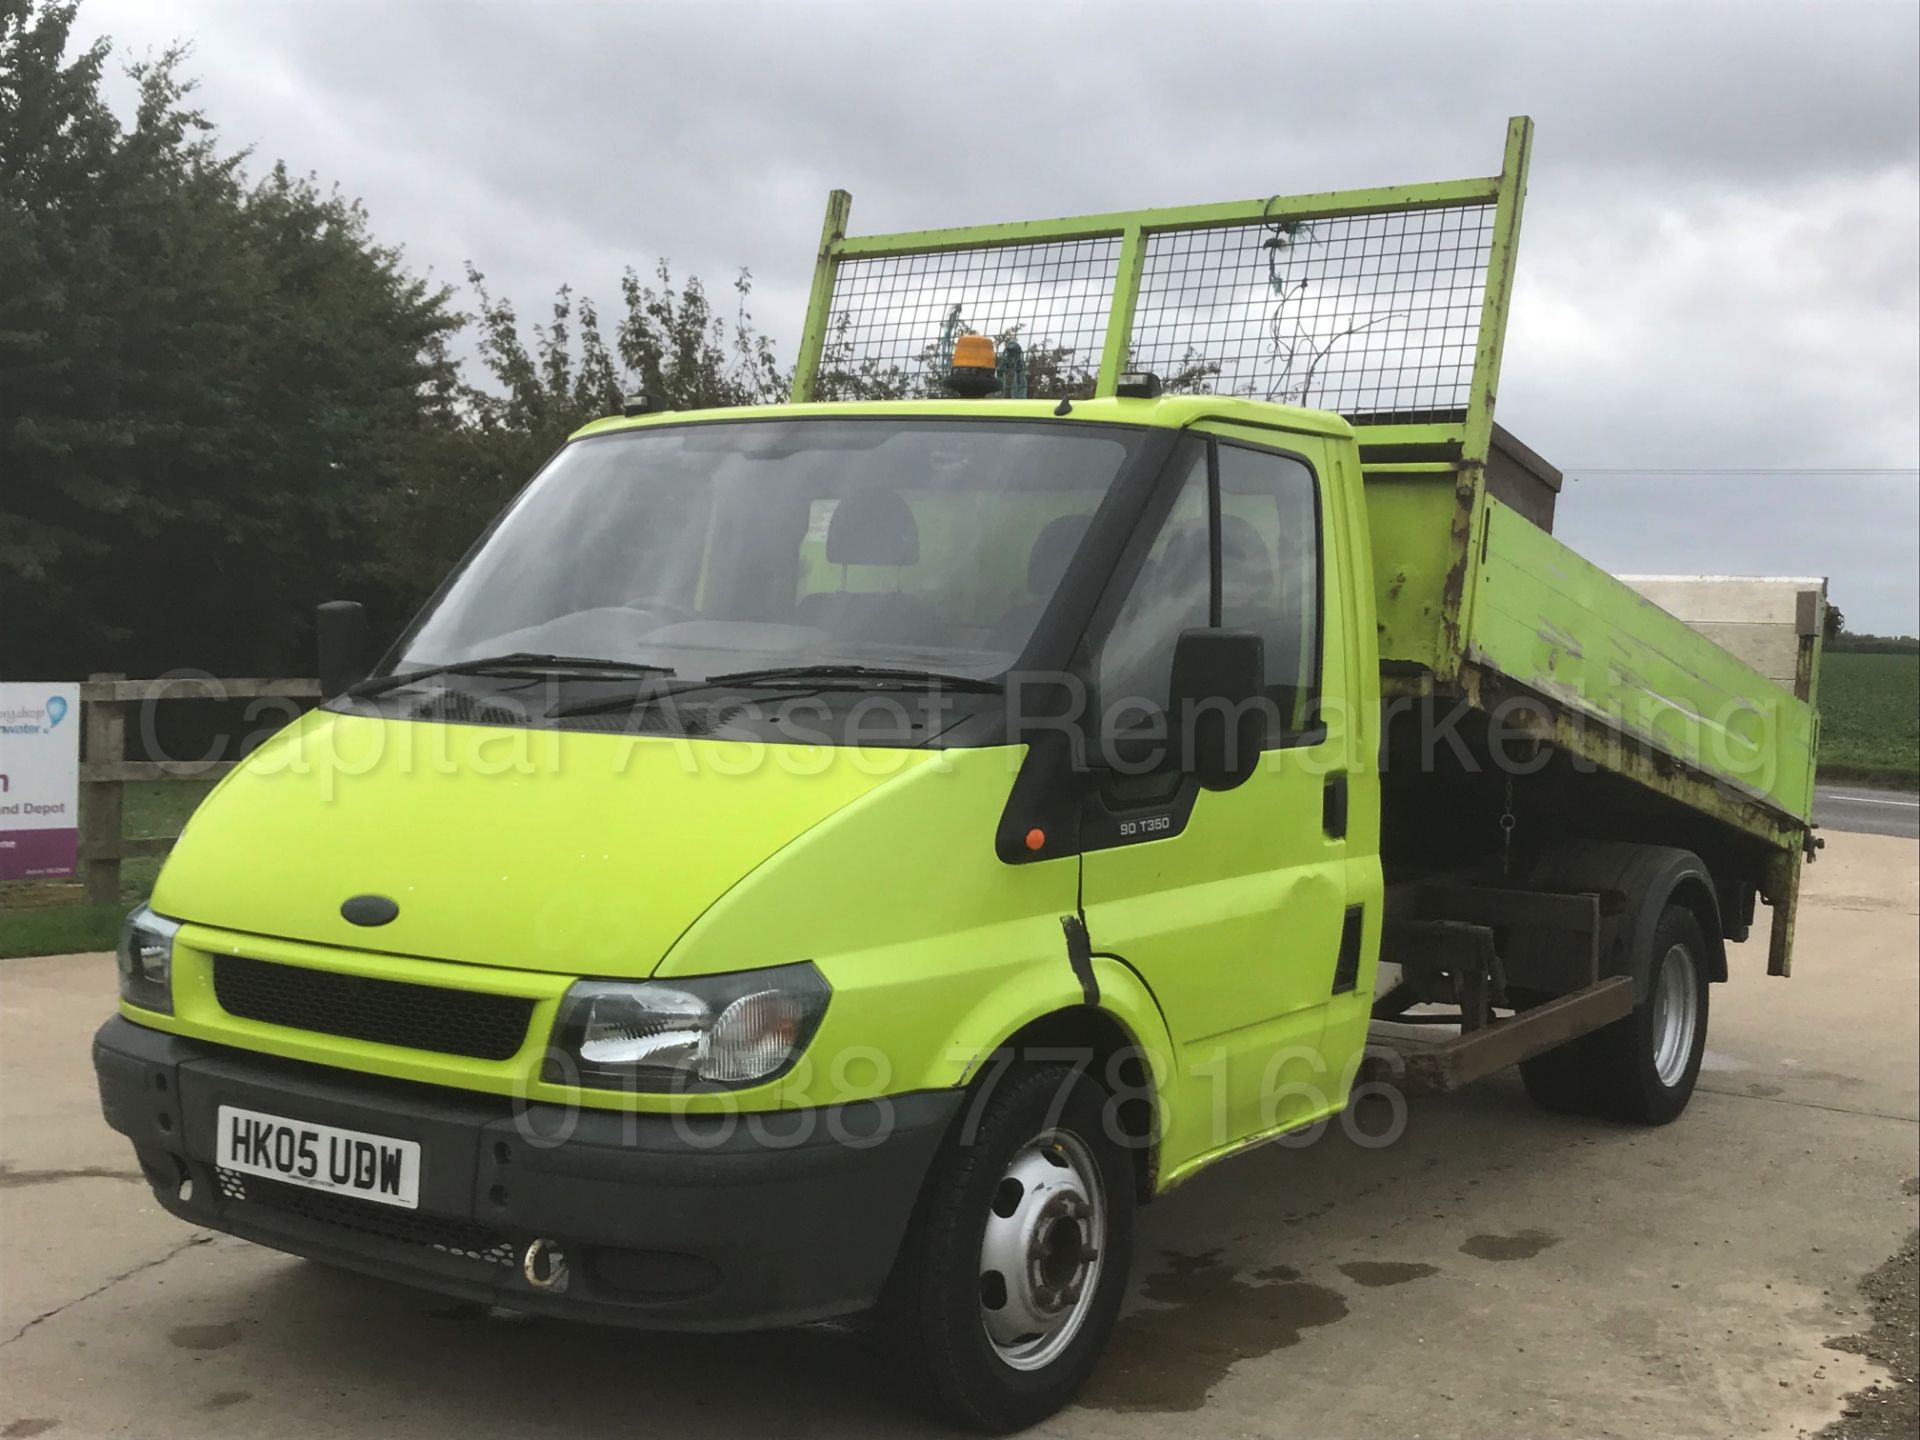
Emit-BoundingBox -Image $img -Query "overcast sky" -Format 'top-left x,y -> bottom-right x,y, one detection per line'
75,0 -> 1920,632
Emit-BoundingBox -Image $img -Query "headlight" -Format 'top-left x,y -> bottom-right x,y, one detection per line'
548,963 -> 830,1090
117,904 -> 181,1014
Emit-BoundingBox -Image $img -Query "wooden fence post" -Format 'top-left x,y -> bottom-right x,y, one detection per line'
81,672 -> 126,906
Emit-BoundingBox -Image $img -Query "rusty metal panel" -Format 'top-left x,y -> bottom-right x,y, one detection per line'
1486,424 -> 1562,530
1765,846 -> 1802,978
1364,470 -> 1469,676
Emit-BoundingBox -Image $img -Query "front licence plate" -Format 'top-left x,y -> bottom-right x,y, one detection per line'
216,1105 -> 421,1210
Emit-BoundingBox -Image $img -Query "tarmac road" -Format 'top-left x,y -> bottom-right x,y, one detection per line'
2,830 -> 1916,1439
1815,784 -> 1920,841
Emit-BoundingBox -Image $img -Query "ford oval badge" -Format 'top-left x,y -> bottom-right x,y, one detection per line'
341,894 -> 399,927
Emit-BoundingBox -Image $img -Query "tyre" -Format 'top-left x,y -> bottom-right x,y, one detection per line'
1516,1027 -> 1593,1113
1519,903 -> 1711,1125
884,1062 -> 1136,1433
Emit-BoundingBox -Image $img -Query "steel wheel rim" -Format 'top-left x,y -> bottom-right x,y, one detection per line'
978,1129 -> 1107,1372
1650,942 -> 1699,1087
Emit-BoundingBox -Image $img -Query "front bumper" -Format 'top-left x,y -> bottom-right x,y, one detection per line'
94,1016 -> 959,1330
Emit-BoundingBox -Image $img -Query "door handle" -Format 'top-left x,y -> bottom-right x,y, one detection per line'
1323,774 -> 1348,840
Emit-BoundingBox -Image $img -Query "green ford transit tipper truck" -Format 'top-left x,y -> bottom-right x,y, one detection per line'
94,119 -> 1824,1431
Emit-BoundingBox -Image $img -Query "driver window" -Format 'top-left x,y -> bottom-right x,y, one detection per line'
1217,442 -> 1321,739
1093,440 -> 1322,747
1094,448 -> 1209,729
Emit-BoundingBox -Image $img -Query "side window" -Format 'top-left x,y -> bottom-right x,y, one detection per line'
1216,443 -> 1321,738
1094,446 -> 1209,727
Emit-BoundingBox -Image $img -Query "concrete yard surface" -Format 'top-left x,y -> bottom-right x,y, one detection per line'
2,832 -> 1915,1439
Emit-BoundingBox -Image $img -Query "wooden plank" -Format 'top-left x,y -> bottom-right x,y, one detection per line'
81,760 -> 238,784
79,677 -> 320,702
1488,423 -> 1563,493
80,676 -> 126,905
1641,622 -> 1801,692
1364,977 -> 1633,1095
1795,588 -> 1821,637
1616,577 -> 1828,699
1794,630 -> 1819,705
86,835 -> 177,862
1616,576 -> 1826,627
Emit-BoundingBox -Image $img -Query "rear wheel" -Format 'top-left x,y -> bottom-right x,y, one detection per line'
1520,903 -> 1710,1124
884,1063 -> 1135,1433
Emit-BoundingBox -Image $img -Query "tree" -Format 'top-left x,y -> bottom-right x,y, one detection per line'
8,0 -> 1248,683
0,0 -> 462,679
368,261 -> 792,598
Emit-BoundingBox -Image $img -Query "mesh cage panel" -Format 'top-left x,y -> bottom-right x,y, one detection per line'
1131,205 -> 1495,419
817,237 -> 1120,401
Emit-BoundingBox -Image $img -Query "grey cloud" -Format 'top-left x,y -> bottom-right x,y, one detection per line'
79,0 -> 1919,629
1556,472 -> 1919,637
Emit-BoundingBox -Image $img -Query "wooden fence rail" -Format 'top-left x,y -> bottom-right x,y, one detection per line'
79,672 -> 320,905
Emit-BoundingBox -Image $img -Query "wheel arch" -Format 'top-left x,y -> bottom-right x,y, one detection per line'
1529,840 -> 1727,1001
976,998 -> 1167,1206
1664,871 -> 1728,984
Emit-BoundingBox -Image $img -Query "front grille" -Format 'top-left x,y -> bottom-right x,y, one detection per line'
217,1168 -> 516,1267
213,954 -> 533,1061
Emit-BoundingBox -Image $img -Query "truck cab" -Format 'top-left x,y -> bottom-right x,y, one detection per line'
97,394 -> 1388,1421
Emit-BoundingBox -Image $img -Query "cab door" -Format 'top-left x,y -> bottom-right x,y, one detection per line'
1077,428 -> 1356,1177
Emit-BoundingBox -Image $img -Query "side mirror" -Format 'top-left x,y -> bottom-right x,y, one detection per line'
1170,628 -> 1265,791
316,600 -> 369,698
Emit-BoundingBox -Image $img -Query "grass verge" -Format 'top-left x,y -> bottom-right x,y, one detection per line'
0,780 -> 213,958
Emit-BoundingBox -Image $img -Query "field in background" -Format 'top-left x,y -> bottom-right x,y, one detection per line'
0,781 -> 213,958
1818,650 -> 1920,789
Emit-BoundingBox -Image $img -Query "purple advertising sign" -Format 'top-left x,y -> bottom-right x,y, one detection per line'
0,684 -> 81,882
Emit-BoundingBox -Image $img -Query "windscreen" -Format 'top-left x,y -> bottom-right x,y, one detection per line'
396,418 -> 1139,679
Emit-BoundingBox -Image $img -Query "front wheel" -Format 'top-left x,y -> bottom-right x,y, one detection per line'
884,1063 -> 1135,1433
1520,903 -> 1711,1125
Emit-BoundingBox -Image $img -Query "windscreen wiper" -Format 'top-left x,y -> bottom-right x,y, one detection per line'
348,653 -> 676,698
548,663 -> 1001,719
